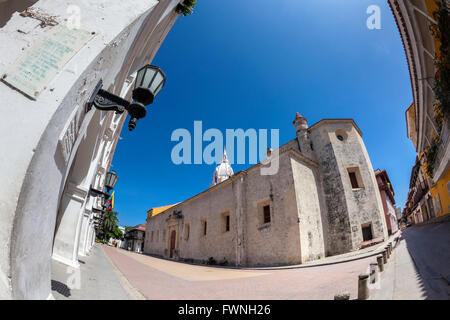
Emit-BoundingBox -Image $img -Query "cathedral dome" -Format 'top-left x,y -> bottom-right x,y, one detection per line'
210,149 -> 233,187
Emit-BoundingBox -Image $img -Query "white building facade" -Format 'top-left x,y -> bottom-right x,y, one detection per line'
0,0 -> 182,299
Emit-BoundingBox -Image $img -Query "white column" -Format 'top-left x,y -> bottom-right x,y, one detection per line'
78,210 -> 91,256
86,223 -> 93,253
90,223 -> 96,248
52,183 -> 88,269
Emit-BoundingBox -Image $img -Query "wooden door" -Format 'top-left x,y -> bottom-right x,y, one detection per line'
170,230 -> 176,258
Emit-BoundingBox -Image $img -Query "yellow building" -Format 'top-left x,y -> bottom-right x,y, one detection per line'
391,0 -> 450,218
405,103 -> 419,149
147,204 -> 177,221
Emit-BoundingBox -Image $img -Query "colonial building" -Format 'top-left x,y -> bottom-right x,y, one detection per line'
389,0 -> 450,220
375,169 -> 399,235
0,0 -> 182,299
123,223 -> 146,253
145,114 -> 388,267
404,156 -> 435,223
143,205 -> 177,251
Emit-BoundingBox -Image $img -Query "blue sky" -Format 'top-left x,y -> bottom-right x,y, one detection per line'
112,0 -> 416,227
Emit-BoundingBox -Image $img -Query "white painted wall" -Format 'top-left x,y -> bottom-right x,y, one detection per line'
0,0 -> 180,299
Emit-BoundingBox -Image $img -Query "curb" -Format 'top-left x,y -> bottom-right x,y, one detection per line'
115,234 -> 401,272
241,234 -> 401,270
100,244 -> 147,300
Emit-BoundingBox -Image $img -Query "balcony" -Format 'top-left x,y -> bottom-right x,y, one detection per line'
125,231 -> 144,241
412,184 -> 429,206
432,118 -> 450,181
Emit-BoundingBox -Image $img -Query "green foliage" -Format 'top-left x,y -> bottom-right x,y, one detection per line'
434,104 -> 444,134
424,136 -> 440,176
103,210 -> 118,233
425,1 -> 449,176
430,1 -> 450,120
176,0 -> 197,16
99,210 -> 121,241
112,224 -> 124,241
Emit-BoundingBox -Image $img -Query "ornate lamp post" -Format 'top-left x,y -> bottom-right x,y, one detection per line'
86,65 -> 166,131
89,170 -> 119,210
90,170 -> 118,236
104,170 -> 119,194
89,171 -> 119,199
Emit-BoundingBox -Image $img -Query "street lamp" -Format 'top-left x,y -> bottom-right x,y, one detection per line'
86,65 -> 166,131
105,170 -> 119,193
89,170 -> 119,208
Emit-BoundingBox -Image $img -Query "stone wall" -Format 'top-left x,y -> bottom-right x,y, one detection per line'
145,149 -> 327,267
309,123 -> 352,256
309,121 -> 388,255
146,180 -> 237,264
146,119 -> 388,266
243,152 -> 302,266
290,154 -> 325,262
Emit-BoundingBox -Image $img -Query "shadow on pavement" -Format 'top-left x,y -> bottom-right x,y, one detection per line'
400,221 -> 450,300
51,280 -> 71,298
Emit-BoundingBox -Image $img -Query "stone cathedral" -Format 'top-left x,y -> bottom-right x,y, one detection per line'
145,113 -> 388,267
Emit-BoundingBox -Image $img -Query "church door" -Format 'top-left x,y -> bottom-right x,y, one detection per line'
170,230 -> 176,258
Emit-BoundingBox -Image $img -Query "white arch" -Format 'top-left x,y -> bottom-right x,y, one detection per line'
2,0 -> 180,299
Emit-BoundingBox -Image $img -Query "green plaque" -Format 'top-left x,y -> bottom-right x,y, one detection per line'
2,25 -> 94,100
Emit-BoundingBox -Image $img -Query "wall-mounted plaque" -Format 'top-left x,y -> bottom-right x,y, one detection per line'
2,25 -> 94,99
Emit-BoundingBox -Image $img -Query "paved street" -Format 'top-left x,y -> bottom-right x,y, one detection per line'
50,221 -> 450,300
103,245 -> 378,300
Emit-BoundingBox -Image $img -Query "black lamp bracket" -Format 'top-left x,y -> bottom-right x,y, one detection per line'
92,208 -> 104,215
85,80 -> 130,114
89,184 -> 110,199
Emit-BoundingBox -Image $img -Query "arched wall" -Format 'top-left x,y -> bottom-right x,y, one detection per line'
52,110 -> 103,268
1,0 -> 180,299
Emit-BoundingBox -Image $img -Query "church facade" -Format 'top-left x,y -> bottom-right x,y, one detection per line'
145,114 -> 388,266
